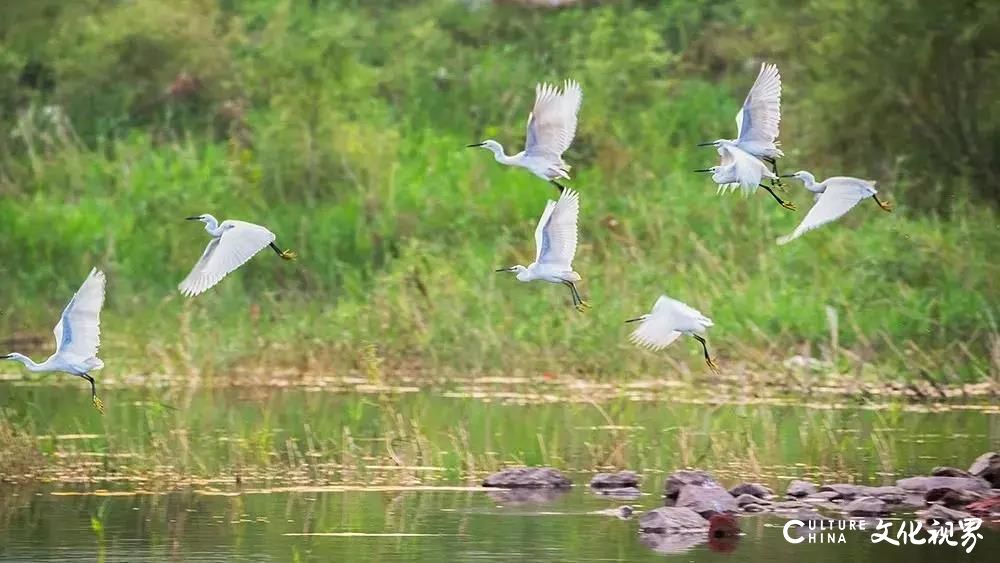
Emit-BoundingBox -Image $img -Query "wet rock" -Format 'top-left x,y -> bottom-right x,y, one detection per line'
969,452 -> 1000,487
815,484 -> 904,502
591,505 -> 634,519
925,487 -> 984,507
921,504 -> 972,524
931,466 -> 973,478
786,479 -> 817,498
638,507 -> 709,533
482,467 -> 572,489
590,470 -> 640,489
817,484 -> 864,499
863,486 -> 907,503
896,476 -> 990,494
676,484 -> 738,517
728,482 -> 773,499
843,496 -> 889,516
805,491 -> 841,502
734,494 -> 769,507
592,486 -> 641,499
772,500 -> 806,511
638,532 -> 705,555
741,503 -> 766,513
663,470 -> 717,503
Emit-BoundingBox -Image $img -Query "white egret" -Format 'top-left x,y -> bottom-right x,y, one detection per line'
180,214 -> 295,297
2,268 -> 107,412
496,187 -> 589,311
625,295 -> 719,373
468,79 -> 583,192
699,63 -> 784,181
776,171 -> 893,245
695,144 -> 796,210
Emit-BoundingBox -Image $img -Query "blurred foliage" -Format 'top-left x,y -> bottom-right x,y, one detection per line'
0,0 -> 996,381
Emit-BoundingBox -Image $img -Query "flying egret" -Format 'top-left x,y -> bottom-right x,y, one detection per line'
699,63 -> 784,182
468,79 -> 583,192
695,144 -> 796,210
496,187 -> 589,311
179,214 -> 296,297
775,171 -> 893,245
2,268 -> 107,412
625,295 -> 719,373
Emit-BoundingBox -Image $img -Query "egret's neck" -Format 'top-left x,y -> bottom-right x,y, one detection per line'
488,145 -> 516,165
5,353 -> 44,371
800,173 -> 823,192
201,215 -> 223,236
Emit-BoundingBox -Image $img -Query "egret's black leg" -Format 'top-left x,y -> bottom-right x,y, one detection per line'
269,242 -> 297,261
81,373 -> 104,413
561,281 -> 580,307
765,158 -> 785,190
760,184 -> 796,211
872,194 -> 893,212
692,335 -> 720,373
550,180 -> 567,193
565,281 -> 590,311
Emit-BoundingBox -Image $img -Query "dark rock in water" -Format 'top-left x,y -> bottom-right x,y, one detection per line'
863,486 -> 907,503
969,452 -> 1000,487
926,487 -> 985,507
817,484 -> 864,499
638,531 -> 705,555
772,500 -> 806,511
486,488 -> 569,505
742,503 -> 766,513
786,480 -> 817,497
922,504 -> 972,524
890,493 -> 930,511
816,484 -> 904,502
590,471 -> 640,489
896,476 -> 990,494
931,466 -> 974,478
676,484 -> 738,517
728,482 -> 773,499
734,493 -> 769,507
663,470 -> 717,503
638,507 -> 709,533
844,496 -> 889,516
483,467 -> 572,489
592,486 -> 642,499
805,491 -> 841,502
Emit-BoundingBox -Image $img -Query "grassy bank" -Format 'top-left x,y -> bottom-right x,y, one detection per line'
0,1 -> 997,384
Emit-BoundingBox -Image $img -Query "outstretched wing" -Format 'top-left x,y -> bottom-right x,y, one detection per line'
735,63 -> 781,146
53,268 -> 106,360
524,79 -> 583,161
776,180 -> 873,245
534,188 -> 580,268
179,221 -> 276,297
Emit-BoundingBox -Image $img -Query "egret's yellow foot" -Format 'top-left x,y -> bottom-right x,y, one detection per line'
773,180 -> 787,192
781,201 -> 797,211
279,249 -> 297,261
93,396 -> 105,414
575,300 -> 591,312
878,201 -> 894,212
705,358 -> 721,375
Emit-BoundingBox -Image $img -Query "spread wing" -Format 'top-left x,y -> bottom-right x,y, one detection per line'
524,79 -> 583,161
630,296 -> 713,350
735,63 -> 781,146
53,268 -> 106,359
179,221 -> 276,297
534,188 -> 580,267
777,180 -> 874,245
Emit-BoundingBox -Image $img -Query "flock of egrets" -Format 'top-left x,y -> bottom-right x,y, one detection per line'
2,63 -> 891,412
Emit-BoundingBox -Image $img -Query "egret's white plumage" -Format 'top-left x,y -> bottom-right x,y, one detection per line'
776,171 -> 893,245
496,188 -> 588,310
469,80 -> 583,191
625,295 -> 718,372
180,214 -> 295,297
700,63 -> 784,164
695,145 -> 795,210
2,268 -> 107,411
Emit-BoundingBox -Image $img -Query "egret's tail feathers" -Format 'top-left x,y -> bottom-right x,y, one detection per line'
83,357 -> 104,371
776,232 -> 799,246
564,271 -> 582,282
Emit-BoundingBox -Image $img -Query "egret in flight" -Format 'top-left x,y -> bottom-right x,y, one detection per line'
776,171 -> 893,245
180,214 -> 295,297
468,80 -> 582,192
625,295 -> 719,373
699,63 -> 784,181
496,187 -> 589,311
2,268 -> 107,412
695,144 -> 795,210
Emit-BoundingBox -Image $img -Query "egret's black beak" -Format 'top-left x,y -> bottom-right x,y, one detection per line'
693,168 -> 713,173
697,142 -> 715,147
1,354 -> 11,360
624,317 -> 643,324
495,267 -> 509,272
467,143 -> 484,148
779,174 -> 796,178
185,216 -> 201,221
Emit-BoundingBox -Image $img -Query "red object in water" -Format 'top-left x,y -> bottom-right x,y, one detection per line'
966,494 -> 1000,516
707,513 -> 740,553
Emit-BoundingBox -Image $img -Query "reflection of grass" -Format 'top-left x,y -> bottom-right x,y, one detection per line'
0,413 -> 44,477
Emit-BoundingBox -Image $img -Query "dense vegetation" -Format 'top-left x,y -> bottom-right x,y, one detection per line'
0,0 -> 996,383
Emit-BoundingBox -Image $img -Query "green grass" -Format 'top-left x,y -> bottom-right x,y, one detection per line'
0,0 -> 996,384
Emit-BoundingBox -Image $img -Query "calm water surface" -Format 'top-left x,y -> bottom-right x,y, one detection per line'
1,384 -> 998,561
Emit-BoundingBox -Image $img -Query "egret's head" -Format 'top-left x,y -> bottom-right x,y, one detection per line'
624,314 -> 649,324
697,140 -> 725,148
467,139 -> 503,154
495,265 -> 527,275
